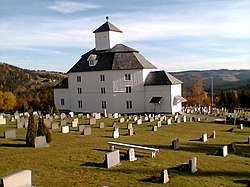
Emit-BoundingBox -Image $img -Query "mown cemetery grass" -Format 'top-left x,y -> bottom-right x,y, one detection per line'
0,116 -> 249,187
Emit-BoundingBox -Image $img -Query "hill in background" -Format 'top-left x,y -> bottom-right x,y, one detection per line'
1,62 -> 249,96
0,62 -> 66,96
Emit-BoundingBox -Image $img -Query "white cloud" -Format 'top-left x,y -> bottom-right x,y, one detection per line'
49,1 -> 100,13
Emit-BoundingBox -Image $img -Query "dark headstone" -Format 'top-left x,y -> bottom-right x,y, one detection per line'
228,142 -> 237,152
172,139 -> 179,150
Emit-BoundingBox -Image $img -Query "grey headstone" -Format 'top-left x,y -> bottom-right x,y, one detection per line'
127,123 -> 133,129
44,119 -> 51,127
167,118 -> 171,125
161,169 -> 169,184
61,119 -> 66,126
51,123 -> 59,130
150,117 -> 154,122
108,113 -> 113,118
16,120 -> 24,129
105,150 -> 120,168
89,118 -> 96,125
157,121 -> 161,127
228,142 -> 237,152
35,136 -> 49,148
221,145 -> 228,157
99,122 -> 105,128
61,125 -> 69,133
1,170 -> 32,187
201,133 -> 207,142
189,117 -> 193,122
24,117 -> 29,128
4,129 -> 16,139
82,127 -> 91,135
127,148 -> 137,161
128,128 -> 133,136
152,126 -> 157,132
137,119 -> 142,125
211,131 -> 216,139
176,117 -> 181,123
182,115 -> 187,122
172,139 -> 179,150
248,136 -> 250,144
78,125 -> 86,132
189,157 -> 197,173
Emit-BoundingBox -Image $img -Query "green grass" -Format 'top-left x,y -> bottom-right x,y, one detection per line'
0,116 -> 249,187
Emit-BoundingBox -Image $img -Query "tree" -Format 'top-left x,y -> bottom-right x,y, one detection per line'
0,91 -> 17,112
37,116 -> 52,143
188,75 -> 207,106
26,109 -> 37,147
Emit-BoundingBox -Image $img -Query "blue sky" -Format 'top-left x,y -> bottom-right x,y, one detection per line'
0,0 -> 249,72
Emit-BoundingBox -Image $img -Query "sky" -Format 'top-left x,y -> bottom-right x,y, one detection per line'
0,0 -> 250,72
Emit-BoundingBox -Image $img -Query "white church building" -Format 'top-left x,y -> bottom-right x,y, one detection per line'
54,19 -> 186,114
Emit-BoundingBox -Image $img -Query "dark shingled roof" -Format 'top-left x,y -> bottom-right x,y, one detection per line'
144,70 -> 182,86
67,44 -> 156,73
54,77 -> 68,89
93,21 -> 123,33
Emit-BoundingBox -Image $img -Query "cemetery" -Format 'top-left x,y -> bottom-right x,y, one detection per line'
0,112 -> 249,186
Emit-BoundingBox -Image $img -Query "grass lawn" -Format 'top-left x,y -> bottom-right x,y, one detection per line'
0,116 -> 249,187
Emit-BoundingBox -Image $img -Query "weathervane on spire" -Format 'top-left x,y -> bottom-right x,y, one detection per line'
106,16 -> 109,22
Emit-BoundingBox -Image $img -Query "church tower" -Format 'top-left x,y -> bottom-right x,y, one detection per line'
93,17 -> 122,51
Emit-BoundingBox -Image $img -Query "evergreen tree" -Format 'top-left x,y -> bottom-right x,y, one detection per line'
26,109 -> 37,147
37,116 -> 52,143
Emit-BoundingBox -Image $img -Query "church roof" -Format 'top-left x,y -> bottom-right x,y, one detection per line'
144,70 -> 182,86
93,21 -> 123,33
67,44 -> 156,73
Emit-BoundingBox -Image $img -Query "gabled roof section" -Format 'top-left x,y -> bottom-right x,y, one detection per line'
93,21 -> 123,33
67,44 -> 156,73
144,70 -> 182,86
54,77 -> 68,89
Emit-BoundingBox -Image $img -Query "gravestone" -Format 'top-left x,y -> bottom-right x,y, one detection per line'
221,145 -> 228,157
127,123 -> 133,129
35,136 -> 49,148
248,136 -> 250,144
61,113 -> 66,119
86,114 -> 90,119
112,122 -> 117,128
24,117 -> 29,128
16,120 -> 24,129
152,126 -> 157,132
112,127 -> 119,138
51,123 -> 59,130
113,113 -> 119,119
189,157 -> 197,173
239,124 -> 243,130
99,122 -> 105,129
4,129 -> 16,139
61,119 -> 66,126
161,169 -> 169,184
183,115 -> 187,123
108,113 -> 113,118
211,131 -> 216,139
105,150 -> 120,168
176,117 -> 181,124
201,133 -> 207,142
1,170 -> 32,187
127,148 -> 137,161
61,126 -> 69,133
82,127 -> 91,135
167,118 -> 171,125
95,113 -> 101,120
89,118 -> 96,125
157,121 -> 161,127
78,125 -> 86,132
228,142 -> 237,152
150,117 -> 154,122
144,116 -> 149,121
45,114 -> 50,119
172,139 -> 179,150
44,119 -> 51,127
137,119 -> 142,125
189,117 -> 193,122
0,114 -> 6,125
197,118 -> 201,122
72,120 -> 78,128
119,118 -> 125,123
128,128 -> 133,136
69,112 -> 74,118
